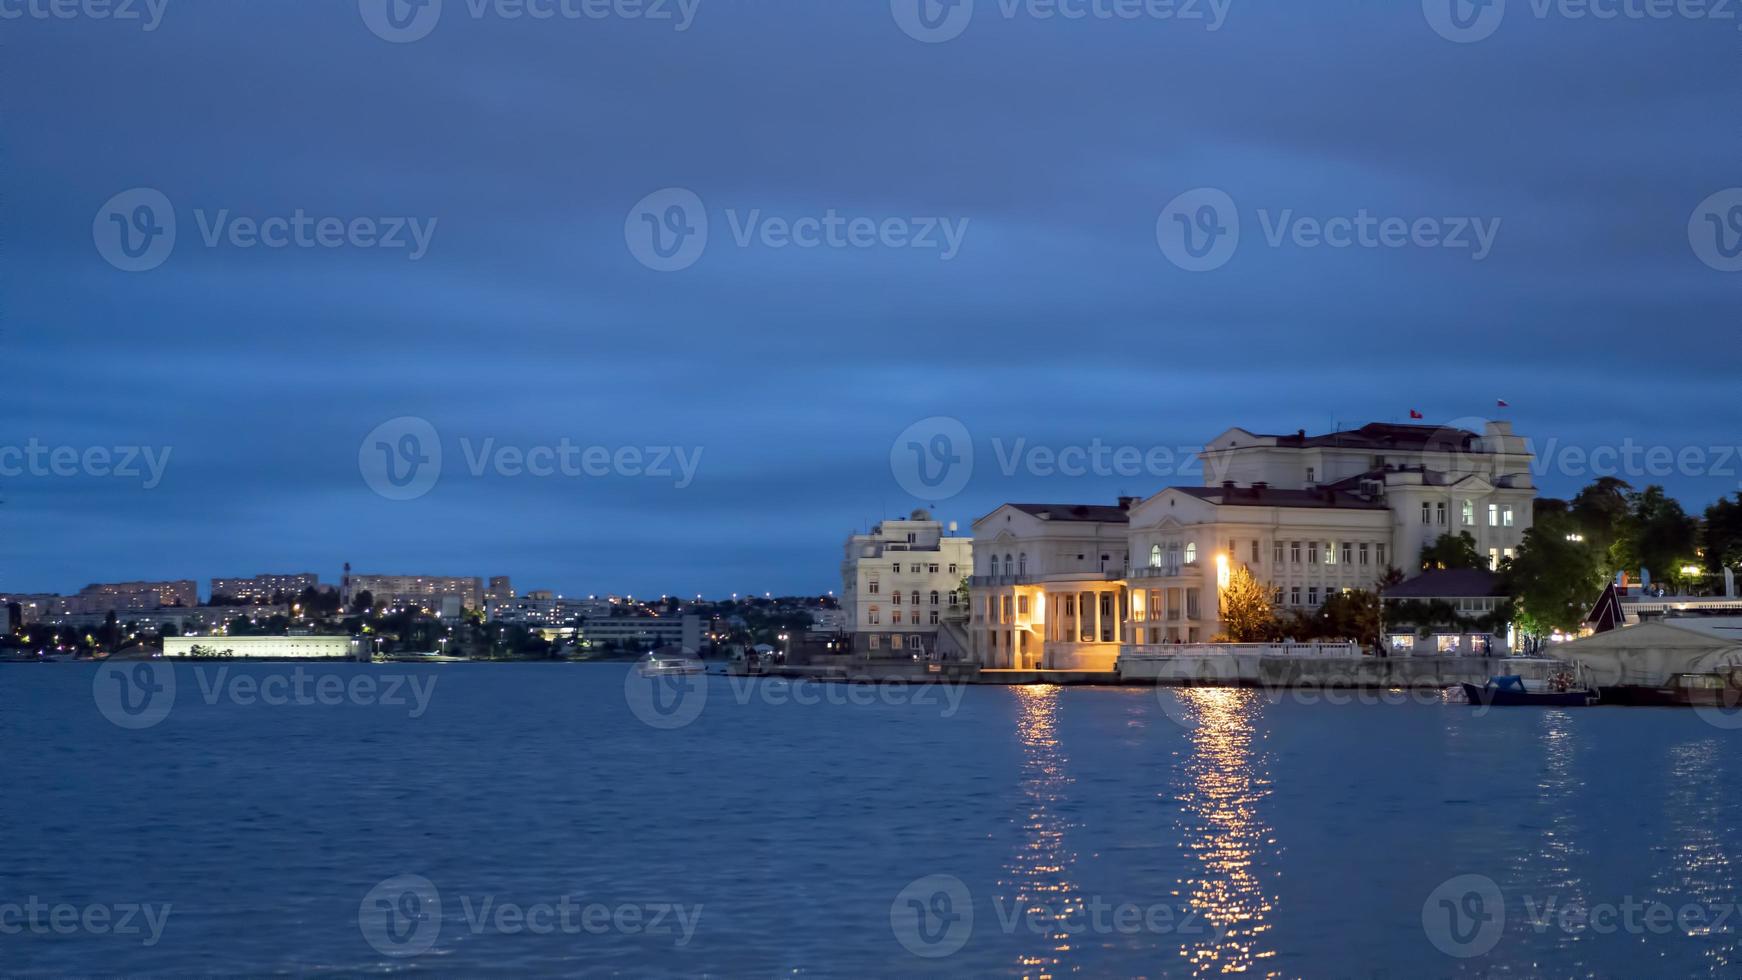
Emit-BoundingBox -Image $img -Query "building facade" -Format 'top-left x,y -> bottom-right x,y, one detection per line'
162,634 -> 360,659
968,421 -> 1538,668
210,573 -> 320,603
576,615 -> 702,653
66,580 -> 198,614
345,573 -> 485,612
841,510 -> 973,656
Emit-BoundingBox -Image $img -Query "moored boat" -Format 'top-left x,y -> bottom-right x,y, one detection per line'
1462,672 -> 1597,708
637,649 -> 705,677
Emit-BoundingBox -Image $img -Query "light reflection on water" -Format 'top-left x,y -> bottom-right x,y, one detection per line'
1002,685 -> 1082,978
1657,739 -> 1733,973
1172,688 -> 1280,977
1527,711 -> 1590,960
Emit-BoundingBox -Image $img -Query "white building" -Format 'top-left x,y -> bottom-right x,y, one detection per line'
969,420 -> 1538,669
577,615 -> 702,653
162,635 -> 360,659
841,509 -> 974,656
488,590 -> 594,626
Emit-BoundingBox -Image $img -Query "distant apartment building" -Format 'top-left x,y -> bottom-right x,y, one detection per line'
841,509 -> 973,656
343,571 -> 485,612
970,421 -> 1538,670
487,590 -> 593,626
210,573 -> 320,603
577,614 -> 702,653
0,593 -> 64,625
64,580 -> 198,615
486,576 -> 515,603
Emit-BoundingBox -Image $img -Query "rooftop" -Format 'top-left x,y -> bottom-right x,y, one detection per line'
1384,569 -> 1509,600
1175,485 -> 1389,510
1008,502 -> 1133,524
1244,422 -> 1482,453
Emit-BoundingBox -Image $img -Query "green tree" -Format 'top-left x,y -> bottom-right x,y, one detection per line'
1705,493 -> 1742,573
1570,477 -> 1633,572
1619,485 -> 1701,587
1419,532 -> 1484,571
1216,562 -> 1278,642
1505,510 -> 1605,636
1318,589 -> 1382,648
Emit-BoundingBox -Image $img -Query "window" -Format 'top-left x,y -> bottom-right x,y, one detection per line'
868,579 -> 880,595
1436,502 -> 1447,526
909,635 -> 923,651
1017,595 -> 1029,616
1003,554 -> 1013,576
1291,541 -> 1302,564
928,563 -> 939,574
910,591 -> 920,606
891,591 -> 902,605
1251,540 -> 1261,563
1307,466 -> 1317,483
892,610 -> 902,624
870,633 -> 881,650
1461,500 -> 1475,527
1185,542 -> 1198,565
1001,596 -> 1012,623
1502,505 -> 1515,528
894,561 -> 902,573
1488,548 -> 1499,571
906,532 -> 916,543
947,563 -> 958,575
1488,503 -> 1499,527
1308,542 -> 1320,564
1289,586 -> 1301,606
1150,544 -> 1162,568
1308,586 -> 1320,606
1272,587 -> 1284,605
911,563 -> 921,574
1389,634 -> 1415,652
1377,544 -> 1388,566
1341,542 -> 1352,565
947,592 -> 958,607
1421,502 -> 1432,524
1273,541 -> 1284,564
868,606 -> 880,625
929,591 -> 940,605
1018,553 -> 1027,575
1359,543 -> 1370,566
928,609 -> 939,625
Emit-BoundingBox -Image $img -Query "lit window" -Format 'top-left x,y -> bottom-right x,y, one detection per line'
1488,503 -> 1499,527
1462,500 -> 1475,527
1150,545 -> 1162,568
1502,505 -> 1515,527
1185,542 -> 1198,565
1341,542 -> 1353,565
1359,543 -> 1370,566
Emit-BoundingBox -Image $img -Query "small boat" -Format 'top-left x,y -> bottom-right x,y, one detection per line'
1462,673 -> 1596,708
636,650 -> 705,677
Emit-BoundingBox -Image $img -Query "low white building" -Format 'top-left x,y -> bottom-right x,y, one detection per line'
841,509 -> 973,656
162,635 -> 360,659
577,615 -> 702,653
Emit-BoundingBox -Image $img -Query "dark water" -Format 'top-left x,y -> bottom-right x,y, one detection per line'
3,662 -> 1740,977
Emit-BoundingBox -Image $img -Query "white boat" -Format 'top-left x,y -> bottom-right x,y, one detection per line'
637,650 -> 705,677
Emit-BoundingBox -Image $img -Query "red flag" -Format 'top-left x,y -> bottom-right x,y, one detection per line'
1496,399 -> 1510,408
1409,409 -> 1424,420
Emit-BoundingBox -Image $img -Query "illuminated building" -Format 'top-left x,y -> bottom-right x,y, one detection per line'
840,509 -> 973,657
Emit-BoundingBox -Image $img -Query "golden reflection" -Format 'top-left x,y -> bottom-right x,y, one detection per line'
1173,688 -> 1280,977
1002,686 -> 1082,978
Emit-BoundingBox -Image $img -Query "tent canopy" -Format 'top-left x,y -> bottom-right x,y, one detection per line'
1551,619 -> 1742,687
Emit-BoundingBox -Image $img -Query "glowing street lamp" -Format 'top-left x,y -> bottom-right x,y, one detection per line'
1215,552 -> 1231,590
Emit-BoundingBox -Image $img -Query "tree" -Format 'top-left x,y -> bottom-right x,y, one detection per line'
1618,486 -> 1701,587
1705,493 -> 1742,573
1570,477 -> 1633,572
350,589 -> 375,614
1318,589 -> 1382,648
1217,562 -> 1278,642
1420,532 -> 1484,571
1505,510 -> 1605,637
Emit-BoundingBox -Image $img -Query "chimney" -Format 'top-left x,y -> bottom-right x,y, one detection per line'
1221,481 -> 1236,491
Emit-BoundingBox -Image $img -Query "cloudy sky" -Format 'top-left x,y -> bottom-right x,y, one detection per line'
5,0 -> 1740,598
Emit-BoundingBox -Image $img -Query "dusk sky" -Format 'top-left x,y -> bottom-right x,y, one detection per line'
6,0 -> 1740,598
